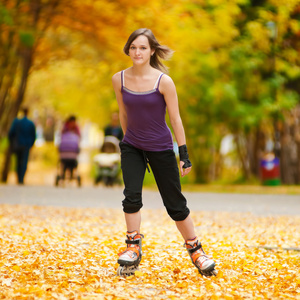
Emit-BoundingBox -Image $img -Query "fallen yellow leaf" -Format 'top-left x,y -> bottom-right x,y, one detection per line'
134,270 -> 143,277
12,265 -> 20,272
273,263 -> 283,270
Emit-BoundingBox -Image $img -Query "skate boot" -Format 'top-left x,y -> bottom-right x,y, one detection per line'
185,238 -> 217,277
117,231 -> 144,276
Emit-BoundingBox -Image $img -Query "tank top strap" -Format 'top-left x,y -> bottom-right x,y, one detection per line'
154,73 -> 164,89
121,70 -> 125,88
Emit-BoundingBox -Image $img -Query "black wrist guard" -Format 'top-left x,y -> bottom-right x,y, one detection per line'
179,144 -> 192,169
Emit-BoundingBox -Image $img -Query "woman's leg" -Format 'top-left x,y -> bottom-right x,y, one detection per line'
120,142 -> 146,233
125,211 -> 141,233
175,214 -> 196,241
147,150 -> 190,224
147,150 -> 198,240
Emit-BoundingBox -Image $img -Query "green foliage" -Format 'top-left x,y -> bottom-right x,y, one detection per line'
0,138 -> 9,172
19,31 -> 35,47
2,0 -> 300,184
0,4 -> 13,25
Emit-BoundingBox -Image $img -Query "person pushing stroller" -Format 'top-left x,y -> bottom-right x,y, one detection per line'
55,115 -> 81,187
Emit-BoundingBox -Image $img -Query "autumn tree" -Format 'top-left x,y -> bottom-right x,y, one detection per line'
0,0 -> 127,182
168,0 -> 300,183
0,0 -> 63,181
2,0 -> 300,184
227,0 -> 300,183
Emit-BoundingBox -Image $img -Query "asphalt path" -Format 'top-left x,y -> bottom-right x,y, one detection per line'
0,185 -> 299,216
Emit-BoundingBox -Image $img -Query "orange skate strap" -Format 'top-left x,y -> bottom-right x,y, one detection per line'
191,252 -> 203,264
118,245 -> 140,257
128,246 -> 140,256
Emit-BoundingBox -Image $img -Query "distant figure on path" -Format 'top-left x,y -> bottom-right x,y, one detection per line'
8,108 -> 36,184
57,115 -> 81,185
104,112 -> 123,141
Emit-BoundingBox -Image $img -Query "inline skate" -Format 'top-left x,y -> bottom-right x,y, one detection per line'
185,238 -> 218,277
117,231 -> 144,276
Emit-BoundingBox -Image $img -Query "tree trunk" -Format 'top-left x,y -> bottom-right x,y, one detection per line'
0,60 -> 19,127
246,132 -> 255,176
253,127 -> 265,177
13,49 -> 34,116
0,48 -> 34,183
247,128 -> 266,179
296,140 -> 300,184
1,146 -> 12,183
235,133 -> 251,180
279,121 -> 297,184
293,105 -> 300,184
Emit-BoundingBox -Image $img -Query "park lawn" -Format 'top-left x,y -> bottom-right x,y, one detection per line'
4,143 -> 300,194
144,182 -> 300,195
181,184 -> 300,195
0,204 -> 299,299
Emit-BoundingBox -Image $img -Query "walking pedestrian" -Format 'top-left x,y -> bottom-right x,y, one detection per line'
8,108 -> 36,184
104,112 -> 123,141
112,28 -> 217,276
58,116 -> 81,182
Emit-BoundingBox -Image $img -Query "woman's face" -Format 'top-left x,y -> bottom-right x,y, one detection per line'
129,35 -> 154,65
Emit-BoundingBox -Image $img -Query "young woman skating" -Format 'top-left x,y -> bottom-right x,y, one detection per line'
112,28 -> 217,277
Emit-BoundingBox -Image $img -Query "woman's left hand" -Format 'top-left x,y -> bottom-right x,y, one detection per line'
180,161 -> 192,177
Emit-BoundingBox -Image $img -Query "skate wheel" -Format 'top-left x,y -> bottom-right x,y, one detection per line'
117,266 -> 124,276
211,269 -> 218,276
117,265 -> 138,277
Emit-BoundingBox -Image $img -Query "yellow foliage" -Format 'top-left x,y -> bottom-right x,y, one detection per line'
134,270 -> 143,277
12,265 -> 21,272
0,205 -> 299,299
289,19 -> 300,34
269,0 -> 300,12
273,262 -> 284,270
247,21 -> 271,52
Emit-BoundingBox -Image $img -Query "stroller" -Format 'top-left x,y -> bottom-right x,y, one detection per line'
55,130 -> 81,187
93,136 -> 121,186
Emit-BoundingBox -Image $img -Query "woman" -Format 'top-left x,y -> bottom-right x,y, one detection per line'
112,28 -> 217,277
58,116 -> 81,184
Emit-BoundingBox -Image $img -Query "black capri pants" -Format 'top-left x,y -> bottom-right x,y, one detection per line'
119,142 -> 190,221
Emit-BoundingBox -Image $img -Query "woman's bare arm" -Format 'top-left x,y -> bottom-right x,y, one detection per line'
160,75 -> 192,177
112,72 -> 127,135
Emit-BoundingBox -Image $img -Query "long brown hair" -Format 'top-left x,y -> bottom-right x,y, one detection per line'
123,28 -> 173,73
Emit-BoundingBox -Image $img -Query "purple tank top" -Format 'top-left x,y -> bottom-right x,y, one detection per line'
121,70 -> 173,151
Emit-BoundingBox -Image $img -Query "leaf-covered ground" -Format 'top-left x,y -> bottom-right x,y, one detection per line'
0,204 -> 299,299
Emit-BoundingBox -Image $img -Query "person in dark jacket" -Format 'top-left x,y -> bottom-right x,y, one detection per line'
104,112 -> 123,141
8,108 -> 36,184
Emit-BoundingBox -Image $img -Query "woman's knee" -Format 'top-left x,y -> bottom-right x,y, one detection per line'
122,190 -> 143,213
166,206 -> 190,221
122,200 -> 143,213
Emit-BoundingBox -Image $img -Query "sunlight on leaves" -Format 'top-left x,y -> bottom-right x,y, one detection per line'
0,205 -> 299,299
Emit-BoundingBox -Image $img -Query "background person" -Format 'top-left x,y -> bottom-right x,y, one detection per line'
8,108 -> 36,184
62,115 -> 81,137
58,115 -> 81,181
104,112 -> 123,141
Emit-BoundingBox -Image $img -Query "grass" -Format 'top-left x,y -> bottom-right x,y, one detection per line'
143,182 -> 300,195
2,141 -> 299,195
180,183 -> 300,195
